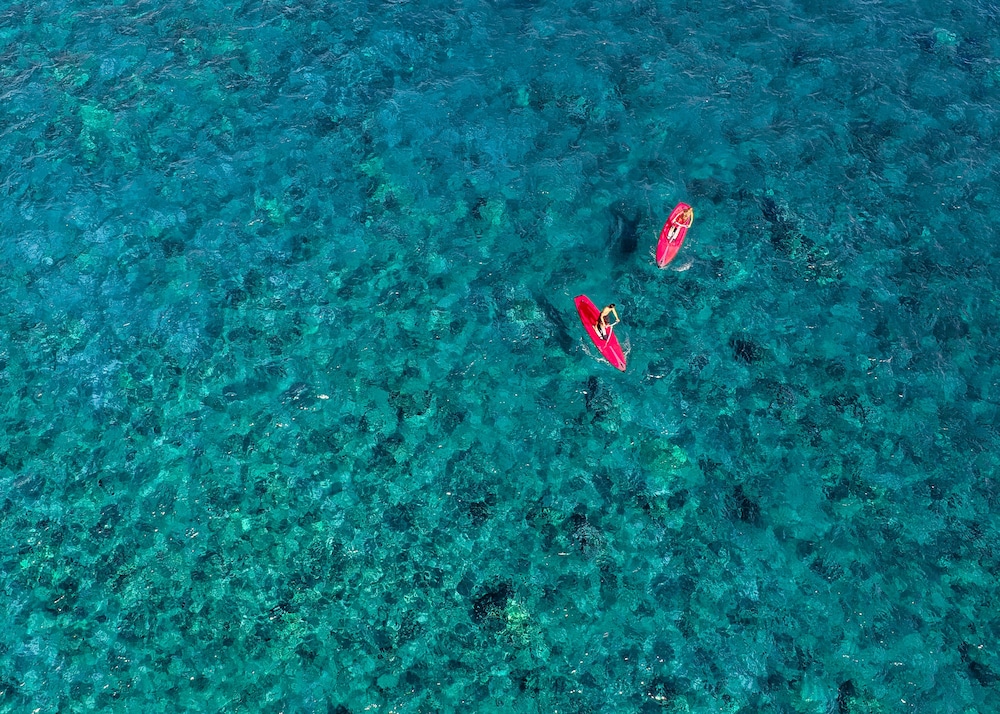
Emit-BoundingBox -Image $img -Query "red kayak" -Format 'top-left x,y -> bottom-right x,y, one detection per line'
656,202 -> 693,268
574,295 -> 626,371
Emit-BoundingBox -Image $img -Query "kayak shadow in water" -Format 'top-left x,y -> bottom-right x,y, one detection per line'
609,201 -> 642,260
535,292 -> 574,353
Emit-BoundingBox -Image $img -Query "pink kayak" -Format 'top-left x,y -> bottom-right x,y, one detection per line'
574,295 -> 626,371
656,202 -> 693,268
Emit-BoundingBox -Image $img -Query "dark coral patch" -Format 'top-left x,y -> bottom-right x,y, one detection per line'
729,335 -> 761,364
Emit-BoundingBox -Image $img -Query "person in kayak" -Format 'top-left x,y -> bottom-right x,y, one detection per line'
666,205 -> 694,242
596,304 -> 620,339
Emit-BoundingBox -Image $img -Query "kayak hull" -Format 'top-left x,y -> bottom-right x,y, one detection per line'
656,202 -> 692,268
574,295 -> 627,371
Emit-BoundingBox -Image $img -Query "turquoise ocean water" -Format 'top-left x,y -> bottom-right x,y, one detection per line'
3,0 -> 1000,711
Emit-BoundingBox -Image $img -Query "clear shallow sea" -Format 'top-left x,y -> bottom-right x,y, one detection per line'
2,0 -> 1000,711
